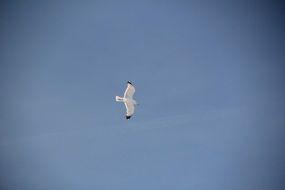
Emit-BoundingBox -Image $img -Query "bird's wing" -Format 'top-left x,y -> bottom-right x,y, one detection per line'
125,101 -> 135,118
124,83 -> 135,99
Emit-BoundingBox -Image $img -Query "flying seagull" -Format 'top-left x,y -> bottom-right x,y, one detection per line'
116,81 -> 138,120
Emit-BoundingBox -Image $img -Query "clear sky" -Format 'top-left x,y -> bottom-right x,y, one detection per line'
0,1 -> 285,190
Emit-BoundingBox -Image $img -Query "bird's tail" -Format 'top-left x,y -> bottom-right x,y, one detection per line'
115,96 -> 124,102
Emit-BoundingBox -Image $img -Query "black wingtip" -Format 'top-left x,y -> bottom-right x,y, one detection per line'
127,81 -> 132,85
126,115 -> 132,120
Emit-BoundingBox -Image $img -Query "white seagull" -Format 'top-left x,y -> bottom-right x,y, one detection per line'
115,81 -> 138,120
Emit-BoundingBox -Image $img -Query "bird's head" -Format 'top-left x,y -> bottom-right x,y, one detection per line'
133,100 -> 139,106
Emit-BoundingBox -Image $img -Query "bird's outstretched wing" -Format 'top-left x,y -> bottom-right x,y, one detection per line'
125,101 -> 135,119
124,81 -> 135,99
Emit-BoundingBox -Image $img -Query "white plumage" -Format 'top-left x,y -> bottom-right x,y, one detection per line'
115,81 -> 137,120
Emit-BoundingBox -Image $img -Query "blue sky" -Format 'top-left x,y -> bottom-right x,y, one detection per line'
0,1 -> 285,190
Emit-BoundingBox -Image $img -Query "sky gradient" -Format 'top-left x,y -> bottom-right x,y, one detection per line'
0,1 -> 285,190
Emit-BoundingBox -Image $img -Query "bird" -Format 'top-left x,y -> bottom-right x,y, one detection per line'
115,81 -> 138,120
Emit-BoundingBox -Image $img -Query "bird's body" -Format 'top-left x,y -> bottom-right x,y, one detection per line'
115,81 -> 137,119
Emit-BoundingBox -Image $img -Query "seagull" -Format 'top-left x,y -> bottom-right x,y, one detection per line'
115,81 -> 138,120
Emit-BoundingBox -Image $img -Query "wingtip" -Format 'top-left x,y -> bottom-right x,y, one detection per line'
127,81 -> 132,85
126,115 -> 132,120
